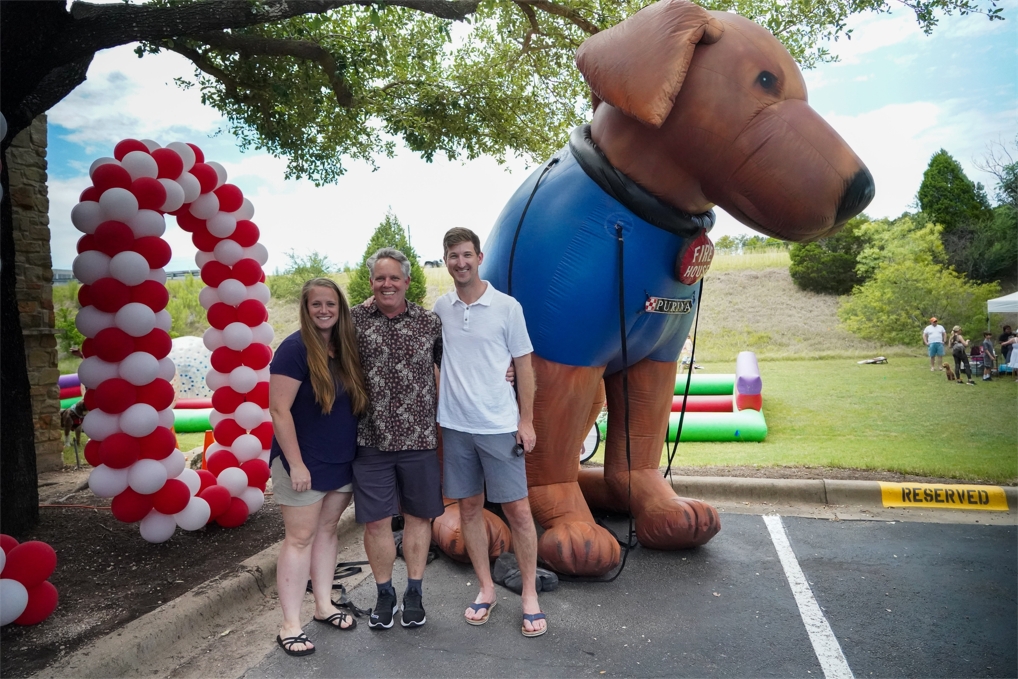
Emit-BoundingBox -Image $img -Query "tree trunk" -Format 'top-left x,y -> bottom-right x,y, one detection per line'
0,144 -> 41,537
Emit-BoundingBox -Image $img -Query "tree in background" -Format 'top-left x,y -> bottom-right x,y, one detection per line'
854,216 -> 946,280
917,149 -> 992,232
788,214 -> 868,294
269,250 -> 338,300
347,212 -> 427,306
714,235 -> 737,254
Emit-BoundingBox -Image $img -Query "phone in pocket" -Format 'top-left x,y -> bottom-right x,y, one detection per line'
511,443 -> 525,457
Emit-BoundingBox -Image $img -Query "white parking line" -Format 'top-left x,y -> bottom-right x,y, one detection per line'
763,514 -> 854,679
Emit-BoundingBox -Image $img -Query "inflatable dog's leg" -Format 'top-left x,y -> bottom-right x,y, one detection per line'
602,358 -> 721,549
527,356 -> 621,576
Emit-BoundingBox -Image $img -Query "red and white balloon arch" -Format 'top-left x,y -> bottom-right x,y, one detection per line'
70,139 -> 274,543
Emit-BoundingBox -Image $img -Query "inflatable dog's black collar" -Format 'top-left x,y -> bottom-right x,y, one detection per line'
568,125 -> 715,238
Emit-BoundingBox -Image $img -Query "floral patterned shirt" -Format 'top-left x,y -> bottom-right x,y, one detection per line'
352,300 -> 443,451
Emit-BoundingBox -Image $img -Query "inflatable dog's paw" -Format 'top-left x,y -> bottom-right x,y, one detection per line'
635,495 -> 721,550
537,521 -> 621,577
432,503 -> 512,563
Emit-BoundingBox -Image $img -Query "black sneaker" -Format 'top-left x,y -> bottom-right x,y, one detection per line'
401,589 -> 426,628
368,588 -> 398,630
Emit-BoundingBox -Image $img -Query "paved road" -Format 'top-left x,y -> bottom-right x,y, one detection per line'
244,513 -> 1016,678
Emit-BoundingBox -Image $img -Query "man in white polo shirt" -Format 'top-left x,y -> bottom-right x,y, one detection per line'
433,227 -> 545,638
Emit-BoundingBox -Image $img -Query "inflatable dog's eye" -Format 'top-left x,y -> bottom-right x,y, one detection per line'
756,71 -> 778,91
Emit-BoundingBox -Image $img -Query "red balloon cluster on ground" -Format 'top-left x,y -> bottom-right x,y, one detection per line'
0,536 -> 58,626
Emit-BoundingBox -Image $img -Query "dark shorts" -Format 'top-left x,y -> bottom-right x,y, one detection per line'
352,446 -> 444,524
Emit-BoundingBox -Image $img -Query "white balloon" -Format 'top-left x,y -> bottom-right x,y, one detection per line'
206,369 -> 230,392
177,467 -> 201,495
120,403 -> 159,437
71,201 -> 104,234
203,327 -> 224,351
222,322 -> 253,351
229,366 -> 258,394
75,305 -> 115,338
121,150 -> 158,180
82,409 -> 121,441
217,467 -> 249,497
190,192 -> 219,220
255,367 -> 270,383
72,250 -> 111,285
166,142 -> 196,171
195,250 -> 216,267
129,459 -> 168,495
244,243 -> 269,266
176,171 -> 201,203
157,406 -> 175,430
205,442 -> 226,458
0,579 -> 29,626
207,161 -> 228,187
154,309 -> 172,332
252,322 -> 275,345
0,548 -> 5,571
234,402 -> 266,430
99,187 -> 139,223
231,434 -> 262,462
240,486 -> 265,515
208,411 -> 227,429
148,268 -> 168,285
207,212 -> 237,238
139,510 -> 177,543
89,157 -> 119,177
160,449 -> 187,479
214,239 -> 243,266
78,356 -> 120,389
247,282 -> 270,305
175,497 -> 211,531
128,209 -> 166,238
232,198 -> 255,221
120,351 -> 161,386
140,139 -> 162,152
217,278 -> 247,306
109,251 -> 151,287
114,301 -> 157,337
158,179 -> 185,213
258,449 -> 270,464
88,464 -> 129,498
199,286 -> 221,310
157,356 -> 177,381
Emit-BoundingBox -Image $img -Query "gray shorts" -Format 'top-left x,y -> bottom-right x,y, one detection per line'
441,427 -> 528,504
271,457 -> 352,507
351,447 -> 444,524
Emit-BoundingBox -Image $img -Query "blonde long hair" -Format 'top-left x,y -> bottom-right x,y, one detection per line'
298,278 -> 368,416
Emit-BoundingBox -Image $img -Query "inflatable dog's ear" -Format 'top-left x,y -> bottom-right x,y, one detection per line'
576,0 -> 724,128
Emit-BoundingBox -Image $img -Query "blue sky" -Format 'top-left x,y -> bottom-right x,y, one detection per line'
45,2 -> 1017,272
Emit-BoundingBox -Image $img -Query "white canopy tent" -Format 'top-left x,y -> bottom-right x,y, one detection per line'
987,292 -> 1018,313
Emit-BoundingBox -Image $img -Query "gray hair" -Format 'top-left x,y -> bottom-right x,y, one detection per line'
366,247 -> 411,279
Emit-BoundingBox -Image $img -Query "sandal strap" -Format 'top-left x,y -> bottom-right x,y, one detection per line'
280,633 -> 311,648
522,612 -> 546,622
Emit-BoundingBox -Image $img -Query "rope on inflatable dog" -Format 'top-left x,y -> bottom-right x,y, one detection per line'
664,277 -> 704,478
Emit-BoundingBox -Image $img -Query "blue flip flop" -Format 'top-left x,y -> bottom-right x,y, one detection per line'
465,600 -> 496,626
521,612 -> 547,637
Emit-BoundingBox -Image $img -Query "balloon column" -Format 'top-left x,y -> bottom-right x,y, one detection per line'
71,139 -> 273,543
0,535 -> 58,626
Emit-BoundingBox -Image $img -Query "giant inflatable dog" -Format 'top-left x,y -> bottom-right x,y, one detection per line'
434,0 -> 874,576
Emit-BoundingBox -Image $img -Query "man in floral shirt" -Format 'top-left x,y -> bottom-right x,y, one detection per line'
351,248 -> 444,630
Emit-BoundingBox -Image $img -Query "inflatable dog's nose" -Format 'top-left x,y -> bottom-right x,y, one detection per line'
835,168 -> 875,226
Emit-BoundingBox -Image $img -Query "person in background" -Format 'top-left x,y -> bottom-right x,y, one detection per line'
998,325 -> 1015,363
269,278 -> 369,657
923,316 -> 947,372
981,332 -> 997,381
948,326 -> 975,386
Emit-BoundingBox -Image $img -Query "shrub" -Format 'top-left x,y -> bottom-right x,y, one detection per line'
347,211 -> 426,306
268,250 -> 336,301
788,215 -> 867,294
164,274 -> 208,338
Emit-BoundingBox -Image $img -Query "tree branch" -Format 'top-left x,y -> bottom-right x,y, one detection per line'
513,0 -> 543,52
514,0 -> 599,35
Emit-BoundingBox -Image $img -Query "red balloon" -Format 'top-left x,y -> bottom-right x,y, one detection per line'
89,277 -> 131,313
231,258 -> 263,286
191,224 -> 221,252
241,343 -> 272,370
114,139 -> 149,161
187,143 -> 205,164
76,234 -> 97,255
94,327 -> 135,362
131,280 -> 170,312
133,236 -> 172,268
196,469 -> 217,494
251,421 -> 274,449
211,348 -> 243,374
77,283 -> 93,308
80,186 -> 101,203
138,427 -> 176,460
82,388 -> 98,411
232,221 -> 260,248
174,210 -> 205,233
92,163 -> 132,193
190,163 -> 218,194
0,534 -> 19,556
207,302 -> 237,330
135,379 -> 175,411
247,382 -> 270,409
201,261 -> 231,287
206,449 -> 239,476
240,459 -> 270,489
131,177 -> 167,211
152,479 -> 191,515
80,338 -> 96,358
110,488 -> 153,523
199,485 -> 231,520
213,418 -> 245,447
214,184 -> 244,213
15,581 -> 59,626
94,378 -> 137,414
93,221 -> 134,257
211,387 -> 244,414
83,439 -> 102,467
100,432 -> 141,468
151,148 -> 184,180
133,329 -> 172,359
3,541 -> 57,587
259,270 -> 266,283
215,497 -> 250,528
237,299 -> 267,327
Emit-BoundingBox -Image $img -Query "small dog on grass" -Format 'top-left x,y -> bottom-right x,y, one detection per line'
943,364 -> 957,382
60,399 -> 88,449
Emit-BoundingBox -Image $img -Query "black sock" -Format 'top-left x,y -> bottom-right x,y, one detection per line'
406,578 -> 423,596
376,580 -> 395,595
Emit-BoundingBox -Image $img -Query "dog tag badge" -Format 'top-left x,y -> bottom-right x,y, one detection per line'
675,231 -> 714,285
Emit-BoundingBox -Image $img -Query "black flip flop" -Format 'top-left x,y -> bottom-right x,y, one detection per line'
314,611 -> 357,631
277,632 -> 315,656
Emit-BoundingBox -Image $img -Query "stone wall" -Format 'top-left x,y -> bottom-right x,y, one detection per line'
9,116 -> 63,471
